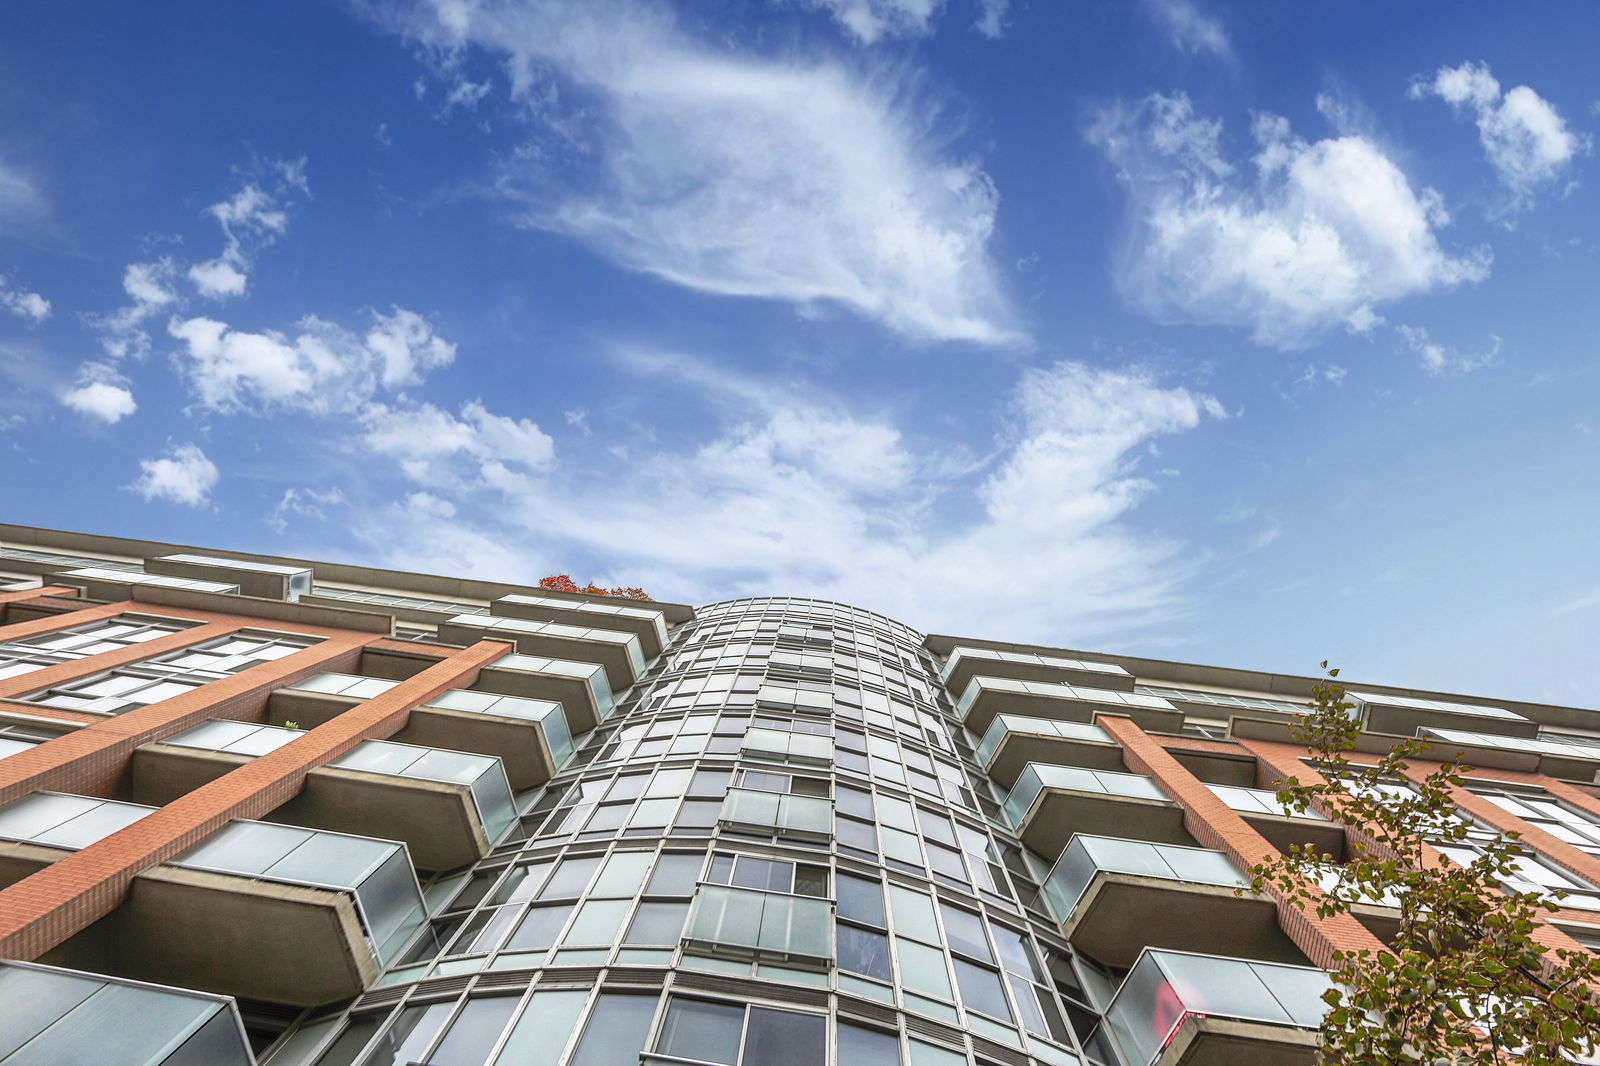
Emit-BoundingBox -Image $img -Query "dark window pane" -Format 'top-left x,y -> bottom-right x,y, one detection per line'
837,1022 -> 901,1065
938,905 -> 993,963
837,924 -> 892,981
428,997 -> 520,1066
657,998 -> 742,1065
568,995 -> 656,1066
732,856 -> 790,893
954,959 -> 1013,1022
646,853 -> 705,897
793,865 -> 829,898
625,902 -> 689,945
539,856 -> 601,899
836,874 -> 885,926
740,1007 -> 825,1066
836,786 -> 874,820
503,903 -> 574,951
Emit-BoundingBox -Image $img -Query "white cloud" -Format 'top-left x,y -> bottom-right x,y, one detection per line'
267,486 -> 346,532
0,278 -> 49,322
1411,61 -> 1588,212
342,356 -> 1221,641
383,0 -> 1018,344
798,0 -> 942,43
360,399 -> 556,486
1143,0 -> 1230,58
1088,92 -> 1489,348
96,259 -> 179,360
187,164 -> 308,298
132,443 -> 218,507
62,363 -> 138,424
1396,323 -> 1500,376
168,305 -> 455,412
972,0 -> 1008,37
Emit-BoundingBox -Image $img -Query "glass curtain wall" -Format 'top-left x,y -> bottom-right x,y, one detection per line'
271,598 -> 1108,1066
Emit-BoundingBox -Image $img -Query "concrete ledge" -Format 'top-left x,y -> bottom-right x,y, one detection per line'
984,732 -> 1126,790
1017,791 -> 1189,860
1154,1015 -> 1320,1066
1063,875 -> 1297,970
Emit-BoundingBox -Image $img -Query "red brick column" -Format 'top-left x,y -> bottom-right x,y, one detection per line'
0,586 -> 77,606
0,638 -> 512,960
1098,715 -> 1389,970
0,629 -> 374,803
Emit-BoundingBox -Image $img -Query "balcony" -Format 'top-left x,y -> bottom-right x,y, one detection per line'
755,683 -> 834,716
718,788 -> 832,840
1206,784 -> 1345,861
437,614 -> 646,690
941,644 -> 1134,697
145,552 -> 312,602
956,676 -> 1182,738
266,674 -> 575,791
132,723 -> 518,870
974,714 -> 1126,789
490,592 -> 669,659
0,960 -> 255,1066
740,726 -> 832,766
54,566 -> 240,599
683,884 -> 833,964
265,672 -> 397,726
1104,949 -> 1330,1066
473,651 -> 615,732
1003,764 -> 1187,859
1346,691 -> 1537,740
0,798 -> 429,1007
1042,836 -> 1295,969
1421,726 -> 1600,783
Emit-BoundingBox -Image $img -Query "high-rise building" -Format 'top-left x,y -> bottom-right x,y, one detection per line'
0,522 -> 1597,1066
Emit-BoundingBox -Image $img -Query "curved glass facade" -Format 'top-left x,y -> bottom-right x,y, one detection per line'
270,597 -> 1108,1066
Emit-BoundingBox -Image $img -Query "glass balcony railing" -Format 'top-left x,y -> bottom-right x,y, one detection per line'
942,645 -> 1131,689
443,614 -> 647,685
1043,835 -> 1249,922
485,653 -> 615,722
755,683 -> 834,715
974,714 -> 1114,767
0,791 -> 154,850
1104,949 -> 1332,1066
1206,783 -> 1329,822
425,689 -> 575,769
1003,764 -> 1170,831
740,727 -> 832,766
683,884 -> 833,962
171,821 -> 426,965
718,788 -> 832,838
329,739 -> 517,842
956,675 -> 1178,734
0,960 -> 255,1066
284,672 -> 399,700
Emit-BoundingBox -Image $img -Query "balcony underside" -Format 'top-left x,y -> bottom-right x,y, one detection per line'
43,866 -> 378,1008
1017,792 -> 1190,860
131,745 -> 492,871
1064,875 -> 1301,970
1154,1016 -> 1320,1066
984,733 -> 1126,790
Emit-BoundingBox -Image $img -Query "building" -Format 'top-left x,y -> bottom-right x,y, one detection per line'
0,522 -> 1597,1066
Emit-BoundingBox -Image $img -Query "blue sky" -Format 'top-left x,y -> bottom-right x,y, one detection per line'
1,0 -> 1597,705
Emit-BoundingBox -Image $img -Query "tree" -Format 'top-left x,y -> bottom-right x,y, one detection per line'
1247,664 -> 1600,1065
538,574 -> 651,601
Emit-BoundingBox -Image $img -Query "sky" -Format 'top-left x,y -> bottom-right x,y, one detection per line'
0,0 -> 1597,706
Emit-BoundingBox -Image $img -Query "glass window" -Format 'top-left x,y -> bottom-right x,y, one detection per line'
837,874 -> 885,926
491,990 -> 587,1066
355,1001 -> 453,1066
658,999 -> 743,1065
646,853 -> 705,897
504,903 -> 573,952
953,959 -> 1013,1021
625,901 -> 689,945
428,997 -> 520,1066
741,1007 -> 825,1066
938,905 -> 993,963
539,856 -> 600,899
567,994 -> 656,1066
838,924 -> 892,981
838,1022 -> 901,1065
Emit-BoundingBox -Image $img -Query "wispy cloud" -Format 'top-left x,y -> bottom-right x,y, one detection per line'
1088,92 -> 1488,348
188,159 -> 310,298
0,157 -> 46,234
1395,323 -> 1500,376
380,0 -> 1020,344
131,443 -> 218,506
329,351 -> 1223,641
1142,0 -> 1230,59
796,0 -> 943,43
1410,61 -> 1589,216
